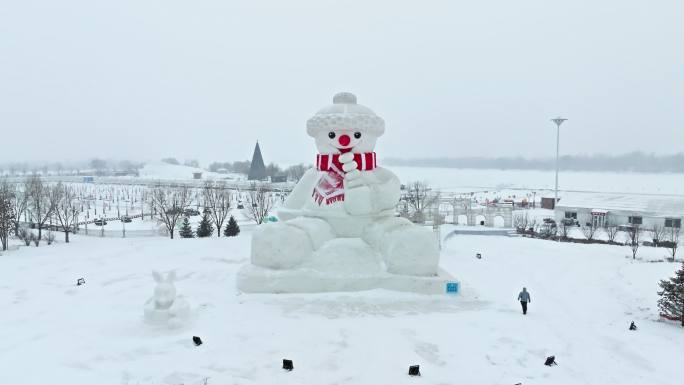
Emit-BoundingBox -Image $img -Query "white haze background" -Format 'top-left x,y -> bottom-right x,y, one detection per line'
1,0 -> 683,165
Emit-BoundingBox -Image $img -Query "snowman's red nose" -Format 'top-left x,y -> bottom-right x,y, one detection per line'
338,134 -> 351,146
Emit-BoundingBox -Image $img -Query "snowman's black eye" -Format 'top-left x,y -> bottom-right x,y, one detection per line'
354,132 -> 362,139
328,132 -> 336,139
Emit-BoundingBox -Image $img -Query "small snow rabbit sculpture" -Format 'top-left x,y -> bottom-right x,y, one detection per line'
144,270 -> 190,326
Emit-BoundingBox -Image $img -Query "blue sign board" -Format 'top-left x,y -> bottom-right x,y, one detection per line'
446,281 -> 459,294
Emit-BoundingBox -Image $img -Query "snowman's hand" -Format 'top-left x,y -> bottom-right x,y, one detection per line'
339,152 -> 354,163
342,161 -> 358,172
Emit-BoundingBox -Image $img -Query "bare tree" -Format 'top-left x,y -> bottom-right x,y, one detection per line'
149,186 -> 192,239
245,183 -> 273,225
667,227 -> 680,262
286,164 -> 308,181
403,181 -> 440,224
626,225 -> 641,259
514,212 -> 530,234
90,158 -> 108,175
605,220 -> 619,243
650,224 -> 665,245
0,181 -> 16,251
581,222 -> 598,241
203,181 -> 232,236
53,183 -> 80,243
558,220 -> 571,240
513,212 -> 527,229
26,175 -> 57,242
11,184 -> 29,235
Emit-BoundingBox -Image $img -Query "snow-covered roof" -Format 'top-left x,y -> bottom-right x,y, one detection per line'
556,192 -> 684,218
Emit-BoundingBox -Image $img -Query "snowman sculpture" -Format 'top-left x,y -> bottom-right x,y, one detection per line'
237,92 -> 454,294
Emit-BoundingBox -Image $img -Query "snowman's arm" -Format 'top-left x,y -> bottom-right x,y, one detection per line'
369,167 -> 401,212
279,168 -> 317,220
344,167 -> 401,215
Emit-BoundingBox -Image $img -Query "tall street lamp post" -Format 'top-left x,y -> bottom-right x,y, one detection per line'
551,117 -> 567,207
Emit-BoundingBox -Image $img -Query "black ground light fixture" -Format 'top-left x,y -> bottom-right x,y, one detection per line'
193,336 -> 202,346
282,359 -> 293,371
629,321 -> 637,330
408,365 -> 421,376
544,356 -> 557,366
77,278 -> 85,286
476,253 -> 482,259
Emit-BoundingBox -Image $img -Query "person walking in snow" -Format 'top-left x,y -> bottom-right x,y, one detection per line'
518,287 -> 531,314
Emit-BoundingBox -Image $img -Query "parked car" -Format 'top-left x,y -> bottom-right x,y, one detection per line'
120,216 -> 132,223
561,218 -> 579,227
93,219 -> 107,226
184,208 -> 200,216
165,208 -> 179,215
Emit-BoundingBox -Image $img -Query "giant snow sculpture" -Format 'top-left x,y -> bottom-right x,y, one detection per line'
237,92 -> 455,294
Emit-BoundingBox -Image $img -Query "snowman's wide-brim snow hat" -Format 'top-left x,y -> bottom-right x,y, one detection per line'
306,92 -> 385,138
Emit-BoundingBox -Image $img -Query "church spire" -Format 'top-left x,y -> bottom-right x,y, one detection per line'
248,141 -> 267,181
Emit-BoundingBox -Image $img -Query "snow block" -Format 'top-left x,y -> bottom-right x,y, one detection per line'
236,263 -> 456,295
238,237 -> 456,294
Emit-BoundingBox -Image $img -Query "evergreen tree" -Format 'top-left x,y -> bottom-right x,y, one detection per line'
179,217 -> 194,238
223,215 -> 240,237
657,262 -> 684,326
196,209 -> 213,238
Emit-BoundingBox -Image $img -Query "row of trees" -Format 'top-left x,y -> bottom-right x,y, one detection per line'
149,182 -> 274,239
0,176 -> 83,249
1,176 -> 275,247
0,159 -> 144,177
516,213 -> 680,261
179,215 -> 240,238
161,158 -> 200,168
385,152 -> 684,173
208,161 -> 309,181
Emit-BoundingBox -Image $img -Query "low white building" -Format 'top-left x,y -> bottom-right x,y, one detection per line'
554,192 -> 683,230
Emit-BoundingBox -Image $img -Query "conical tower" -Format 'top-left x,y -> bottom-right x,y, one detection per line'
248,141 -> 267,181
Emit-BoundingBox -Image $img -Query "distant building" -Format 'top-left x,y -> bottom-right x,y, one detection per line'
248,141 -> 267,181
271,175 -> 287,183
113,170 -> 139,177
83,176 -> 95,183
193,172 -> 203,180
554,192 -> 683,229
541,197 -> 557,209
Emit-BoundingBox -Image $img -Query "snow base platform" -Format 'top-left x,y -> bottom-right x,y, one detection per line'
236,265 -> 458,295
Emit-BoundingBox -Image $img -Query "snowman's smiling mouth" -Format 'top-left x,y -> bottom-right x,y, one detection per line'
338,147 -> 353,154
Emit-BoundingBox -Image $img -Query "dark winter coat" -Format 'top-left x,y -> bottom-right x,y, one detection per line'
518,290 -> 531,303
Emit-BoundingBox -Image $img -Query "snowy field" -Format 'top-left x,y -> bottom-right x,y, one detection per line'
1,226 -> 682,385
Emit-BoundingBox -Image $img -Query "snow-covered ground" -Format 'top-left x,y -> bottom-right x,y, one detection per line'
1,226 -> 682,385
138,162 -> 244,182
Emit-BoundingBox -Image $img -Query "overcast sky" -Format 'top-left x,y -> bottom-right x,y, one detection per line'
1,0 -> 682,166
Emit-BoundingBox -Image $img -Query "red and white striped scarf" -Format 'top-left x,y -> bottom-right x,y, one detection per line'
312,152 -> 377,205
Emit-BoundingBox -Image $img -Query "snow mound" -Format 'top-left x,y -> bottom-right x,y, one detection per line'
138,161 -> 242,181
